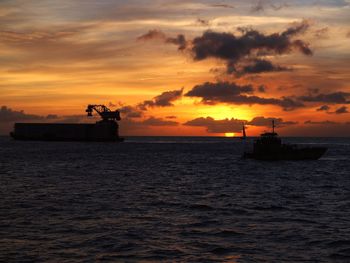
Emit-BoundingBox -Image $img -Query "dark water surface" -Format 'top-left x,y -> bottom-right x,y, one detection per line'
1,137 -> 349,262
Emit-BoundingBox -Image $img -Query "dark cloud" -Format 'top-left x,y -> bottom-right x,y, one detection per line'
334,106 -> 349,114
46,114 -> 59,119
316,105 -> 349,115
185,82 -> 253,100
251,0 -> 264,12
137,29 -> 187,50
248,116 -> 297,127
299,92 -> 350,104
258,85 -> 266,92
314,27 -> 329,39
165,115 -> 177,119
185,82 -> 304,110
232,59 -> 289,76
284,122 -> 350,136
0,105 -> 49,122
142,116 -> 178,126
139,88 -> 183,109
251,1 -> 289,12
139,21 -> 311,75
195,18 -> 210,27
137,29 -> 166,41
210,4 -> 235,9
304,120 -> 338,125
316,105 -> 330,111
165,34 -> 187,50
119,105 -> 143,118
308,88 -> 319,94
270,3 -> 290,11
189,20 -> 311,74
119,117 -> 179,135
183,117 -> 245,133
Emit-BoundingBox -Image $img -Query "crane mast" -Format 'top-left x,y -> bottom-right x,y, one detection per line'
86,104 -> 121,121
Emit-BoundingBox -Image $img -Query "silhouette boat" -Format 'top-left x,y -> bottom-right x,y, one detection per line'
243,121 -> 327,160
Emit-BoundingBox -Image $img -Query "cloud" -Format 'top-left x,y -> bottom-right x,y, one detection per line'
185,81 -> 304,110
285,121 -> 350,136
119,116 -> 179,135
316,105 -> 348,114
210,4 -> 235,9
248,116 -> 297,127
258,85 -> 266,92
316,105 -> 330,111
139,20 -> 312,75
270,2 -> 290,11
231,59 -> 289,76
195,18 -> 210,26
183,117 -> 245,133
185,81 -> 254,99
314,27 -> 329,39
142,116 -> 178,126
334,106 -> 349,114
299,92 -> 350,104
0,106 -> 50,122
304,120 -> 338,125
251,0 -> 290,12
137,29 -> 166,41
137,29 -> 187,50
115,88 -> 184,121
189,20 -> 311,74
119,105 -> 143,118
139,88 -> 183,109
251,0 -> 264,12
166,34 -> 187,50
192,20 -> 311,60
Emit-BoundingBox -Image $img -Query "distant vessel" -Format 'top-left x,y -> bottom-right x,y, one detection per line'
10,104 -> 124,142
243,121 -> 327,160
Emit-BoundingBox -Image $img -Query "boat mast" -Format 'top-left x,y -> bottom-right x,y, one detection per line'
272,120 -> 275,133
242,122 -> 246,139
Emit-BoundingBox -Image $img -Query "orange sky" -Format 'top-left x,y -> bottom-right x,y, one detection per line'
0,1 -> 349,136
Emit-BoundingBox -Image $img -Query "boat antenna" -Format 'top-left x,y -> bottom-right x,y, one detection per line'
272,120 -> 275,133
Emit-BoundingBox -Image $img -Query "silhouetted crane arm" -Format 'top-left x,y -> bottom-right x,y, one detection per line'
86,104 -> 121,121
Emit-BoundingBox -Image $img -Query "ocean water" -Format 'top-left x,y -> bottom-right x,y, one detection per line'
0,136 -> 349,262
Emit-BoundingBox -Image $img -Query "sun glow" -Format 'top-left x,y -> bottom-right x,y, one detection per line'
225,132 -> 235,137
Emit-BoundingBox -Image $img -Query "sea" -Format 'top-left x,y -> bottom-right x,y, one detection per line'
1,136 -> 349,262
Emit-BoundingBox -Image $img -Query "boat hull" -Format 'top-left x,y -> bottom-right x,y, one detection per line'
243,147 -> 327,160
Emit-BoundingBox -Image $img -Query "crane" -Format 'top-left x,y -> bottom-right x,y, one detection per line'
86,104 -> 121,121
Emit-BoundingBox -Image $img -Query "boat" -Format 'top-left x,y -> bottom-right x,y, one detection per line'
10,104 -> 124,142
243,120 -> 327,160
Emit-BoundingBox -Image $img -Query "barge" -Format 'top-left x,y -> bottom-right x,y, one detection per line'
10,105 -> 123,142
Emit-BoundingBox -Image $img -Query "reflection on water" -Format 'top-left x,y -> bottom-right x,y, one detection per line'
0,137 -> 349,262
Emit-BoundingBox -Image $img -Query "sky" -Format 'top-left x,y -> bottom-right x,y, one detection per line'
0,0 -> 349,136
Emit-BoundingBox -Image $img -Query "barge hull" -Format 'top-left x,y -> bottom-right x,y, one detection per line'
10,122 -> 123,142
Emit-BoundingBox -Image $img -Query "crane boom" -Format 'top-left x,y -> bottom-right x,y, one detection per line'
86,104 -> 121,121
